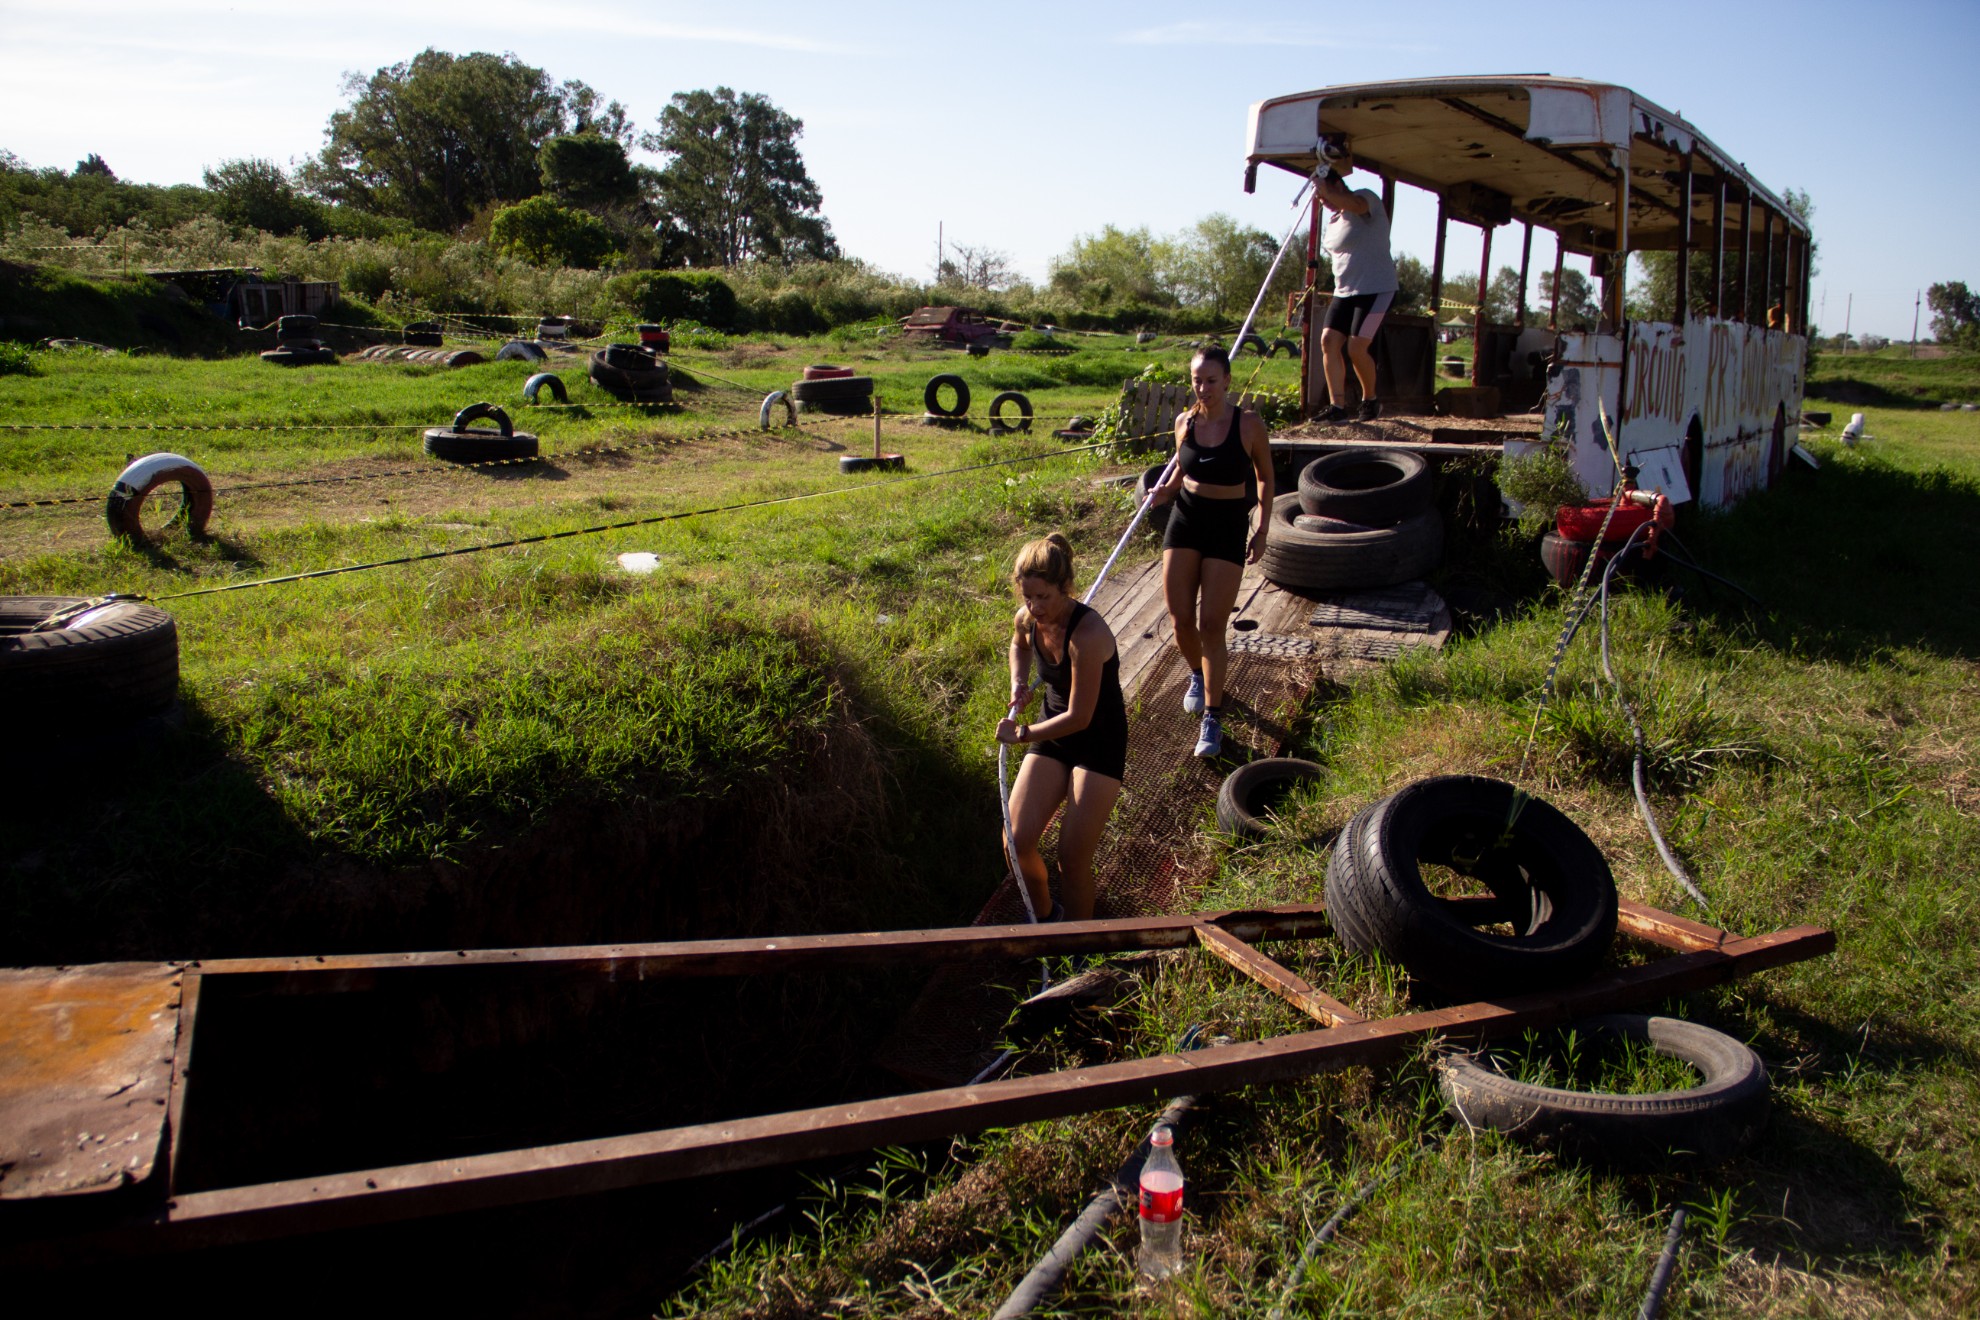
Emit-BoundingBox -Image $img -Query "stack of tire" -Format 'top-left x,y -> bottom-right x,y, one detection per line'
423,403 -> 539,464
1260,449 -> 1443,591
1541,501 -> 1654,589
792,364 -> 874,415
260,314 -> 336,367
589,342 -> 672,402
402,320 -> 443,347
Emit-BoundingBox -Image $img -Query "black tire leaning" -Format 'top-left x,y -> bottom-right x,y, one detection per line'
1235,332 -> 1271,357
0,596 -> 180,726
1296,449 -> 1432,523
495,340 -> 547,362
790,375 -> 875,404
1323,804 -> 1381,952
924,373 -> 971,418
1216,758 -> 1323,838
1134,464 -> 1174,534
1437,1015 -> 1769,1166
987,391 -> 1033,435
1325,774 -> 1618,996
522,372 -> 568,405
1272,337 -> 1302,359
1259,493 -> 1443,592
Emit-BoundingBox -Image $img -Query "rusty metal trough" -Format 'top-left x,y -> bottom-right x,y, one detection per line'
0,897 -> 1830,1259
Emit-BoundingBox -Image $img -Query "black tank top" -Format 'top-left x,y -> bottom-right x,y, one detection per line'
1178,407 -> 1254,488
1031,601 -> 1124,722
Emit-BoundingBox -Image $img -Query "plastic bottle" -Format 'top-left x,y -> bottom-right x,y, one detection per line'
1137,1124 -> 1185,1282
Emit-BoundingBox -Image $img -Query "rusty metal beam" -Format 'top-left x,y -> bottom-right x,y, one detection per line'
111,923 -> 1830,1252
197,907 -> 1334,996
1472,224 -> 1495,386
1515,222 -> 1533,331
1193,924 -> 1363,1026
1616,900 -> 1727,952
164,971 -> 201,1196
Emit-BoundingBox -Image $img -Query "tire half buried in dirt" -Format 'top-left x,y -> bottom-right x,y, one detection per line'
106,452 -> 214,543
1,596 -> 180,728
1437,1014 -> 1769,1166
1324,774 -> 1618,996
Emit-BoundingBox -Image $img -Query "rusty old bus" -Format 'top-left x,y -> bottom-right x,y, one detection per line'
1245,76 -> 1812,509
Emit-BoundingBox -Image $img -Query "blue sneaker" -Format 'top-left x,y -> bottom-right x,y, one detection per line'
1193,711 -> 1223,758
1182,670 -> 1205,715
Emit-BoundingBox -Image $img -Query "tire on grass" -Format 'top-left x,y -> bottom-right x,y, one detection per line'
988,390 -> 1034,435
423,402 -> 540,464
0,595 -> 180,727
1216,757 -> 1323,838
522,372 -> 568,405
924,373 -> 971,418
1324,774 -> 1618,996
1259,493 -> 1442,591
1437,1014 -> 1769,1166
1296,449 -> 1432,523
790,375 -> 875,405
106,453 -> 214,543
495,340 -> 548,362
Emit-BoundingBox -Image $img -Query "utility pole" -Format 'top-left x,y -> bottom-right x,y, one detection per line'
936,221 -> 943,285
1912,289 -> 1922,357
1842,292 -> 1852,352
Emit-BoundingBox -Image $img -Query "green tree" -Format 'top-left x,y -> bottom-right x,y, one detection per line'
202,158 -> 327,238
73,154 -> 115,180
539,134 -> 639,213
1158,213 -> 1301,319
640,88 -> 836,268
1927,282 -> 1980,348
1540,267 -> 1599,330
489,195 -> 618,269
301,49 -> 619,232
1049,225 -> 1171,309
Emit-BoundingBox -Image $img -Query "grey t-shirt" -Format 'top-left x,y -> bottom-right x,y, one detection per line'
1323,189 -> 1398,297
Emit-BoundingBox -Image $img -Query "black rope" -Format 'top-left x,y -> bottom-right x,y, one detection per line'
141,438 -> 1124,603
1636,1208 -> 1688,1319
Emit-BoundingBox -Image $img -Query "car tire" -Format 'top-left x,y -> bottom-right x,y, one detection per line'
1437,1014 -> 1769,1166
423,403 -> 540,464
1216,758 -> 1323,838
791,375 -> 875,404
1259,493 -> 1442,591
1324,774 -> 1618,996
924,373 -> 971,418
1296,449 -> 1433,523
0,596 -> 180,726
495,340 -> 548,362
522,372 -> 568,405
106,453 -> 215,543
589,347 -> 672,402
988,391 -> 1033,435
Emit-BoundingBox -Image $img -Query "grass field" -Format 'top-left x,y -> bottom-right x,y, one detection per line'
3,334 -> 1976,1315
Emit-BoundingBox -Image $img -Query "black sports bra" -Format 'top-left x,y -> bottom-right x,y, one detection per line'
1178,407 -> 1253,487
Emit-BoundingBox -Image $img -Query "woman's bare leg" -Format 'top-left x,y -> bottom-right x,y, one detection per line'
1162,547 -> 1205,672
1195,556 -> 1246,707
1056,767 -> 1124,920
1006,753 -> 1068,919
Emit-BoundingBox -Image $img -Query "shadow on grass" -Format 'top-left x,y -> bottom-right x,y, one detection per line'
1666,459 -> 1980,662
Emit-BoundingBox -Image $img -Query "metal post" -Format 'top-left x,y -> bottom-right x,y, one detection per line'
1471,225 -> 1494,387
1610,164 -> 1630,327
1675,153 -> 1693,326
1549,243 -> 1564,330
1710,177 -> 1725,318
1738,188 -> 1753,323
1302,187 -> 1322,416
1761,208 -> 1776,327
1428,200 -> 1448,385
1515,222 -> 1533,331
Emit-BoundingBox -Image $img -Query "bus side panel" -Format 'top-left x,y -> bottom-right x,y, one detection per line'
1542,331 -> 1625,501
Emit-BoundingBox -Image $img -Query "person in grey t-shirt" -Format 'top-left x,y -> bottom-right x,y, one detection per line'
1317,152 -> 1398,423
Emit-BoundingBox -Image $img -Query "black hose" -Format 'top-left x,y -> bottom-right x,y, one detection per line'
1266,1139 -> 1436,1320
1658,531 -> 1765,608
991,1025 -> 1210,1319
1636,1207 -> 1688,1319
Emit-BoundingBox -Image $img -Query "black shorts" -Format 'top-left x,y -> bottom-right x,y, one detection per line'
1162,488 -> 1254,565
1029,726 -> 1127,783
1322,289 -> 1396,340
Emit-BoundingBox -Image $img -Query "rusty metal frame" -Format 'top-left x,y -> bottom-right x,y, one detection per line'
5,898 -> 1830,1258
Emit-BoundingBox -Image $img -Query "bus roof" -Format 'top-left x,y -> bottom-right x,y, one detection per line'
1245,75 -> 1807,254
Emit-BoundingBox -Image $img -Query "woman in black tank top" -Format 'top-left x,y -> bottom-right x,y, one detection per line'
1145,345 -> 1275,759
993,533 -> 1127,921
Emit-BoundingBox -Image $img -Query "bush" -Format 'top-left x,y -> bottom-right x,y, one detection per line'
607,270 -> 741,330
0,340 -> 35,375
1010,330 -> 1069,352
1497,443 -> 1588,535
489,196 -> 619,270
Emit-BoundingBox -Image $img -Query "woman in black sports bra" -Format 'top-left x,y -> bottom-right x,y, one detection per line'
1146,345 -> 1275,758
994,533 -> 1128,921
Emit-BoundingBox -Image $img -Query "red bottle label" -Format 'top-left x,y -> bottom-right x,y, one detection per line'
1139,1170 -> 1184,1223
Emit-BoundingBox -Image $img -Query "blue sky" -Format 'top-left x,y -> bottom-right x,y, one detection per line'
3,0 -> 1972,338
